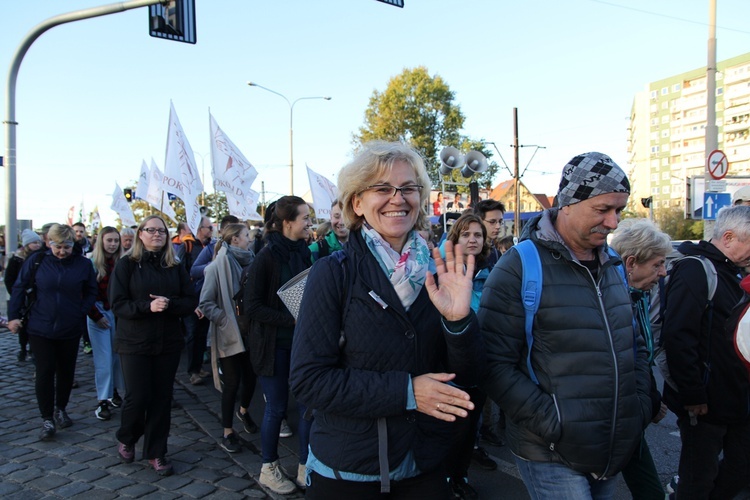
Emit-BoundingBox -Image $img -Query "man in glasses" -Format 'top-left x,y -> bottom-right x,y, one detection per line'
474,199 -> 506,269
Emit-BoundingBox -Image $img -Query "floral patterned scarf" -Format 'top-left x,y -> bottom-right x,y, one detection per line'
361,224 -> 430,311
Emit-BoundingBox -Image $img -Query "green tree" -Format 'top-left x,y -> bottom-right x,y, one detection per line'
204,191 -> 228,219
354,67 -> 494,188
654,206 -> 703,240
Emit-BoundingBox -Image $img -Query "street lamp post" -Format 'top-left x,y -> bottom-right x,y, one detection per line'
247,82 -> 331,196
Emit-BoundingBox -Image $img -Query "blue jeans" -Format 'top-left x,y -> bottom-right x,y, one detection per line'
515,457 -> 618,500
259,348 -> 311,464
87,304 -> 124,401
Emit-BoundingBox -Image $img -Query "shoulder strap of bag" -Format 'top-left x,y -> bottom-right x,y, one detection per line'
514,240 -> 542,385
332,250 -> 354,350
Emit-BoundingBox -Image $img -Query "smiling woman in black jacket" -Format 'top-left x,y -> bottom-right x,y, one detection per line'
244,196 -> 313,495
290,141 -> 485,499
109,215 -> 197,477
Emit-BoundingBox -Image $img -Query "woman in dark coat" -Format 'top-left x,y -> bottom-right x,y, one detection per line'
8,224 -> 97,441
5,228 -> 43,361
108,215 -> 197,476
290,141 -> 485,499
244,196 -> 313,495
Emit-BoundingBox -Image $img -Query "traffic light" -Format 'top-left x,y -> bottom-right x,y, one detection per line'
124,188 -> 133,203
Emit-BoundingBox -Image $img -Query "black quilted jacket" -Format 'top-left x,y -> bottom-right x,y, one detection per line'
290,230 -> 486,476
479,210 -> 652,479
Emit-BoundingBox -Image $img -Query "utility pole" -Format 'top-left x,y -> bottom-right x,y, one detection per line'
513,108 -> 521,238
704,0 -> 718,239
260,181 -> 266,218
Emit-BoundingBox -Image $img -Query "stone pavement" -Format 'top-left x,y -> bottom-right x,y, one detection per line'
0,326 -> 304,500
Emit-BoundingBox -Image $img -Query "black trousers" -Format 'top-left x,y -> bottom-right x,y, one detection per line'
117,351 -> 181,459
306,469 -> 450,500
184,314 -> 209,374
28,334 -> 80,420
445,386 -> 486,480
675,414 -> 750,500
218,350 -> 256,428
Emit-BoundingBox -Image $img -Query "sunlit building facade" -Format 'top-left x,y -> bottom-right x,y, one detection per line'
628,52 -> 750,213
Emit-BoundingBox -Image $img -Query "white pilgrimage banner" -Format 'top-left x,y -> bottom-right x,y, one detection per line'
163,102 -> 203,235
306,165 -> 338,219
209,113 -> 260,219
142,159 -> 177,222
111,183 -> 137,227
226,188 -> 262,220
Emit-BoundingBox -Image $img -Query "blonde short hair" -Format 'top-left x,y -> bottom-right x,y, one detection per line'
47,224 -> 76,245
338,141 -> 431,232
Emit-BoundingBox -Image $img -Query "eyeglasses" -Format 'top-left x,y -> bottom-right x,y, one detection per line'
484,219 -> 503,226
141,228 -> 168,235
360,184 -> 423,198
50,242 -> 73,250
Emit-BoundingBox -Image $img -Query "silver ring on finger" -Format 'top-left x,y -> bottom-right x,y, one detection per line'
436,403 -> 441,411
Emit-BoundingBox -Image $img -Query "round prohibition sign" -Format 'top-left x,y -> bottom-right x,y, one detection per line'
707,149 -> 728,180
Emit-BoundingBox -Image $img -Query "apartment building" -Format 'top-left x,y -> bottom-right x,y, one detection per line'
628,52 -> 750,214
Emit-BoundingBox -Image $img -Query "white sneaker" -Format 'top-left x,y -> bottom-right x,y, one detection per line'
279,419 -> 293,438
295,463 -> 307,489
666,475 -> 679,495
259,460 -> 296,495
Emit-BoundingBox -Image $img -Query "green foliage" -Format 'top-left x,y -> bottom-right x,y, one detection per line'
355,67 -> 499,188
654,206 -> 704,240
202,192 -> 227,220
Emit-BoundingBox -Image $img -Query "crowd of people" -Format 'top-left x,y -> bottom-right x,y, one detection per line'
3,140 -> 750,499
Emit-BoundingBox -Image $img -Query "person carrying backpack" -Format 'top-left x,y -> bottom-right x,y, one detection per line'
661,204 -> 750,499
479,152 -> 651,500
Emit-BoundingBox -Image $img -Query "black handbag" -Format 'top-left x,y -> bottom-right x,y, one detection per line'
233,264 -> 252,335
18,253 -> 45,325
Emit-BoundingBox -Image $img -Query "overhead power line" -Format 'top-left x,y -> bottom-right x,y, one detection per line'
588,0 -> 750,35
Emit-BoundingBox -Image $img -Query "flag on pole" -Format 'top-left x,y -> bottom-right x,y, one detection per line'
209,113 -> 260,219
139,159 -> 177,222
226,189 -> 262,220
111,183 -> 137,227
137,160 -> 149,200
306,165 -> 338,219
90,206 -> 101,232
66,206 -> 75,226
163,102 -> 203,235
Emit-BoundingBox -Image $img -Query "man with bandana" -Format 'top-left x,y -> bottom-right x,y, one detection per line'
479,152 -> 652,500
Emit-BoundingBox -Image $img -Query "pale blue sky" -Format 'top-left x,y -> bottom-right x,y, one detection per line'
2,0 -> 749,227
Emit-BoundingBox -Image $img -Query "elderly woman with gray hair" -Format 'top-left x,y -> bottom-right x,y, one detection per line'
609,218 -> 672,500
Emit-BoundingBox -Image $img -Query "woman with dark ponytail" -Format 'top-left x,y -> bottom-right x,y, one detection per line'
245,196 -> 313,494
198,223 -> 258,453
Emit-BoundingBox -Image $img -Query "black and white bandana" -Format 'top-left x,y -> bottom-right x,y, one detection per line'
557,152 -> 630,208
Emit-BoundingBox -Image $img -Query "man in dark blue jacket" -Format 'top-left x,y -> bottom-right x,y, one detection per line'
8,224 -> 97,440
662,205 -> 750,499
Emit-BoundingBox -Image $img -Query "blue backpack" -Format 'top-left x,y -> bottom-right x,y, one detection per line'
514,240 -> 630,385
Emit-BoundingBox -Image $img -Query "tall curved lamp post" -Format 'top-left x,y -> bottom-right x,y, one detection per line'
247,82 -> 331,196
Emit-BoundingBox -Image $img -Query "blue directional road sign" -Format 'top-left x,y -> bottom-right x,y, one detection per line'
703,192 -> 731,220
